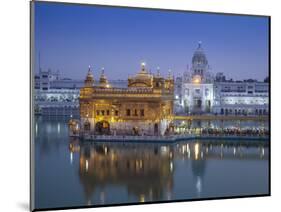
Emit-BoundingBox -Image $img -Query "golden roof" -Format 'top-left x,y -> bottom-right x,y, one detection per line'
99,68 -> 111,88
128,63 -> 153,88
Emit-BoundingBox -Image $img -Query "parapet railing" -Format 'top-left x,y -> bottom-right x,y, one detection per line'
76,133 -> 269,142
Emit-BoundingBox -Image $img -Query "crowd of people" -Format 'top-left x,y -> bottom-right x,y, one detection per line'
200,127 -> 269,136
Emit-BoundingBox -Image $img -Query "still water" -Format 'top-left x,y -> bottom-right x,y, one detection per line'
34,117 -> 269,209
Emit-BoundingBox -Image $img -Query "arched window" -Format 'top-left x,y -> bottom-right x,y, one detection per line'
134,109 -> 138,116
185,89 -> 189,96
84,121 -> 91,131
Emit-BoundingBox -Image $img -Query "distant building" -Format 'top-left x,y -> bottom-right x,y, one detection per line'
175,42 -> 269,115
215,72 -> 226,82
213,81 -> 269,115
34,69 -> 127,116
34,69 -> 80,116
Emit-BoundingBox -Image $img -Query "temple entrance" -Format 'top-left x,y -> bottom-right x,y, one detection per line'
95,121 -> 110,135
193,98 -> 202,113
205,100 -> 211,113
195,99 -> 202,108
84,121 -> 91,131
132,127 -> 139,135
154,123 -> 159,135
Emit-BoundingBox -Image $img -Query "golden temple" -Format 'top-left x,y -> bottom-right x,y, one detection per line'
75,63 -> 174,136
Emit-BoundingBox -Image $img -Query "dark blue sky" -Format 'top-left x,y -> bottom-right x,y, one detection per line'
34,2 -> 269,81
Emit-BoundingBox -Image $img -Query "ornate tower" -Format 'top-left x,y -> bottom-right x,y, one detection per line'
165,69 -> 174,92
99,68 -> 111,88
84,66 -> 94,87
153,67 -> 165,89
191,41 -> 208,83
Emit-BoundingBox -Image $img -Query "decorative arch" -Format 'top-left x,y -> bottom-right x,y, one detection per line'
84,120 -> 91,131
128,81 -> 150,87
95,120 -> 110,135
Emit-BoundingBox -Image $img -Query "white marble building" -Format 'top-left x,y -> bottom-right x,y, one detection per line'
213,82 -> 269,115
175,42 -> 214,114
175,42 -> 269,115
34,69 -> 127,116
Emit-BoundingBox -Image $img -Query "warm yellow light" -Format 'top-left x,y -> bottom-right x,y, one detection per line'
140,194 -> 145,202
194,143 -> 200,160
85,160 -> 89,172
170,162 -> 173,171
193,76 -> 201,84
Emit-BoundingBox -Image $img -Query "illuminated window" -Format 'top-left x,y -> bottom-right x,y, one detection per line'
156,82 -> 160,87
185,89 -> 189,96
205,88 -> 209,96
195,89 -> 200,94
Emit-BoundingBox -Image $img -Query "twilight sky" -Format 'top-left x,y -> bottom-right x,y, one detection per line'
34,2 -> 269,81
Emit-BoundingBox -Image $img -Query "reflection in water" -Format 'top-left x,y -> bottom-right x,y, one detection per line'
70,152 -> 73,165
68,137 -> 269,205
35,118 -> 269,209
35,122 -> 38,136
57,123 -> 60,133
75,141 -> 174,203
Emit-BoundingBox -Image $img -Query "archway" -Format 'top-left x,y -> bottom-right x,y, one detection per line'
195,99 -> 202,108
154,123 -> 159,135
95,120 -> 110,135
132,127 -> 139,135
84,121 -> 91,131
225,109 -> 228,115
205,100 -> 211,112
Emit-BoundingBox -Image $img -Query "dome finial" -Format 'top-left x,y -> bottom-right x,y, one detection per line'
139,62 -> 148,74
198,41 -> 202,48
99,67 -> 111,88
88,65 -> 92,74
168,69 -> 173,79
85,65 -> 94,86
157,66 -> 160,76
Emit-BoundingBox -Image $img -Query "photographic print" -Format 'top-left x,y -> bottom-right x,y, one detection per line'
31,1 -> 270,211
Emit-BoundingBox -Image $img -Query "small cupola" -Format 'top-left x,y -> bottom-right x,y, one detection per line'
84,65 -> 94,87
99,68 -> 111,88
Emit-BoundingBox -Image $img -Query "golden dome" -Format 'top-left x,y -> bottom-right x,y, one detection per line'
128,62 -> 153,87
136,62 -> 152,78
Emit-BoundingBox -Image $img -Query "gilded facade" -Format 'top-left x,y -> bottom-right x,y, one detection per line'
79,63 -> 174,136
